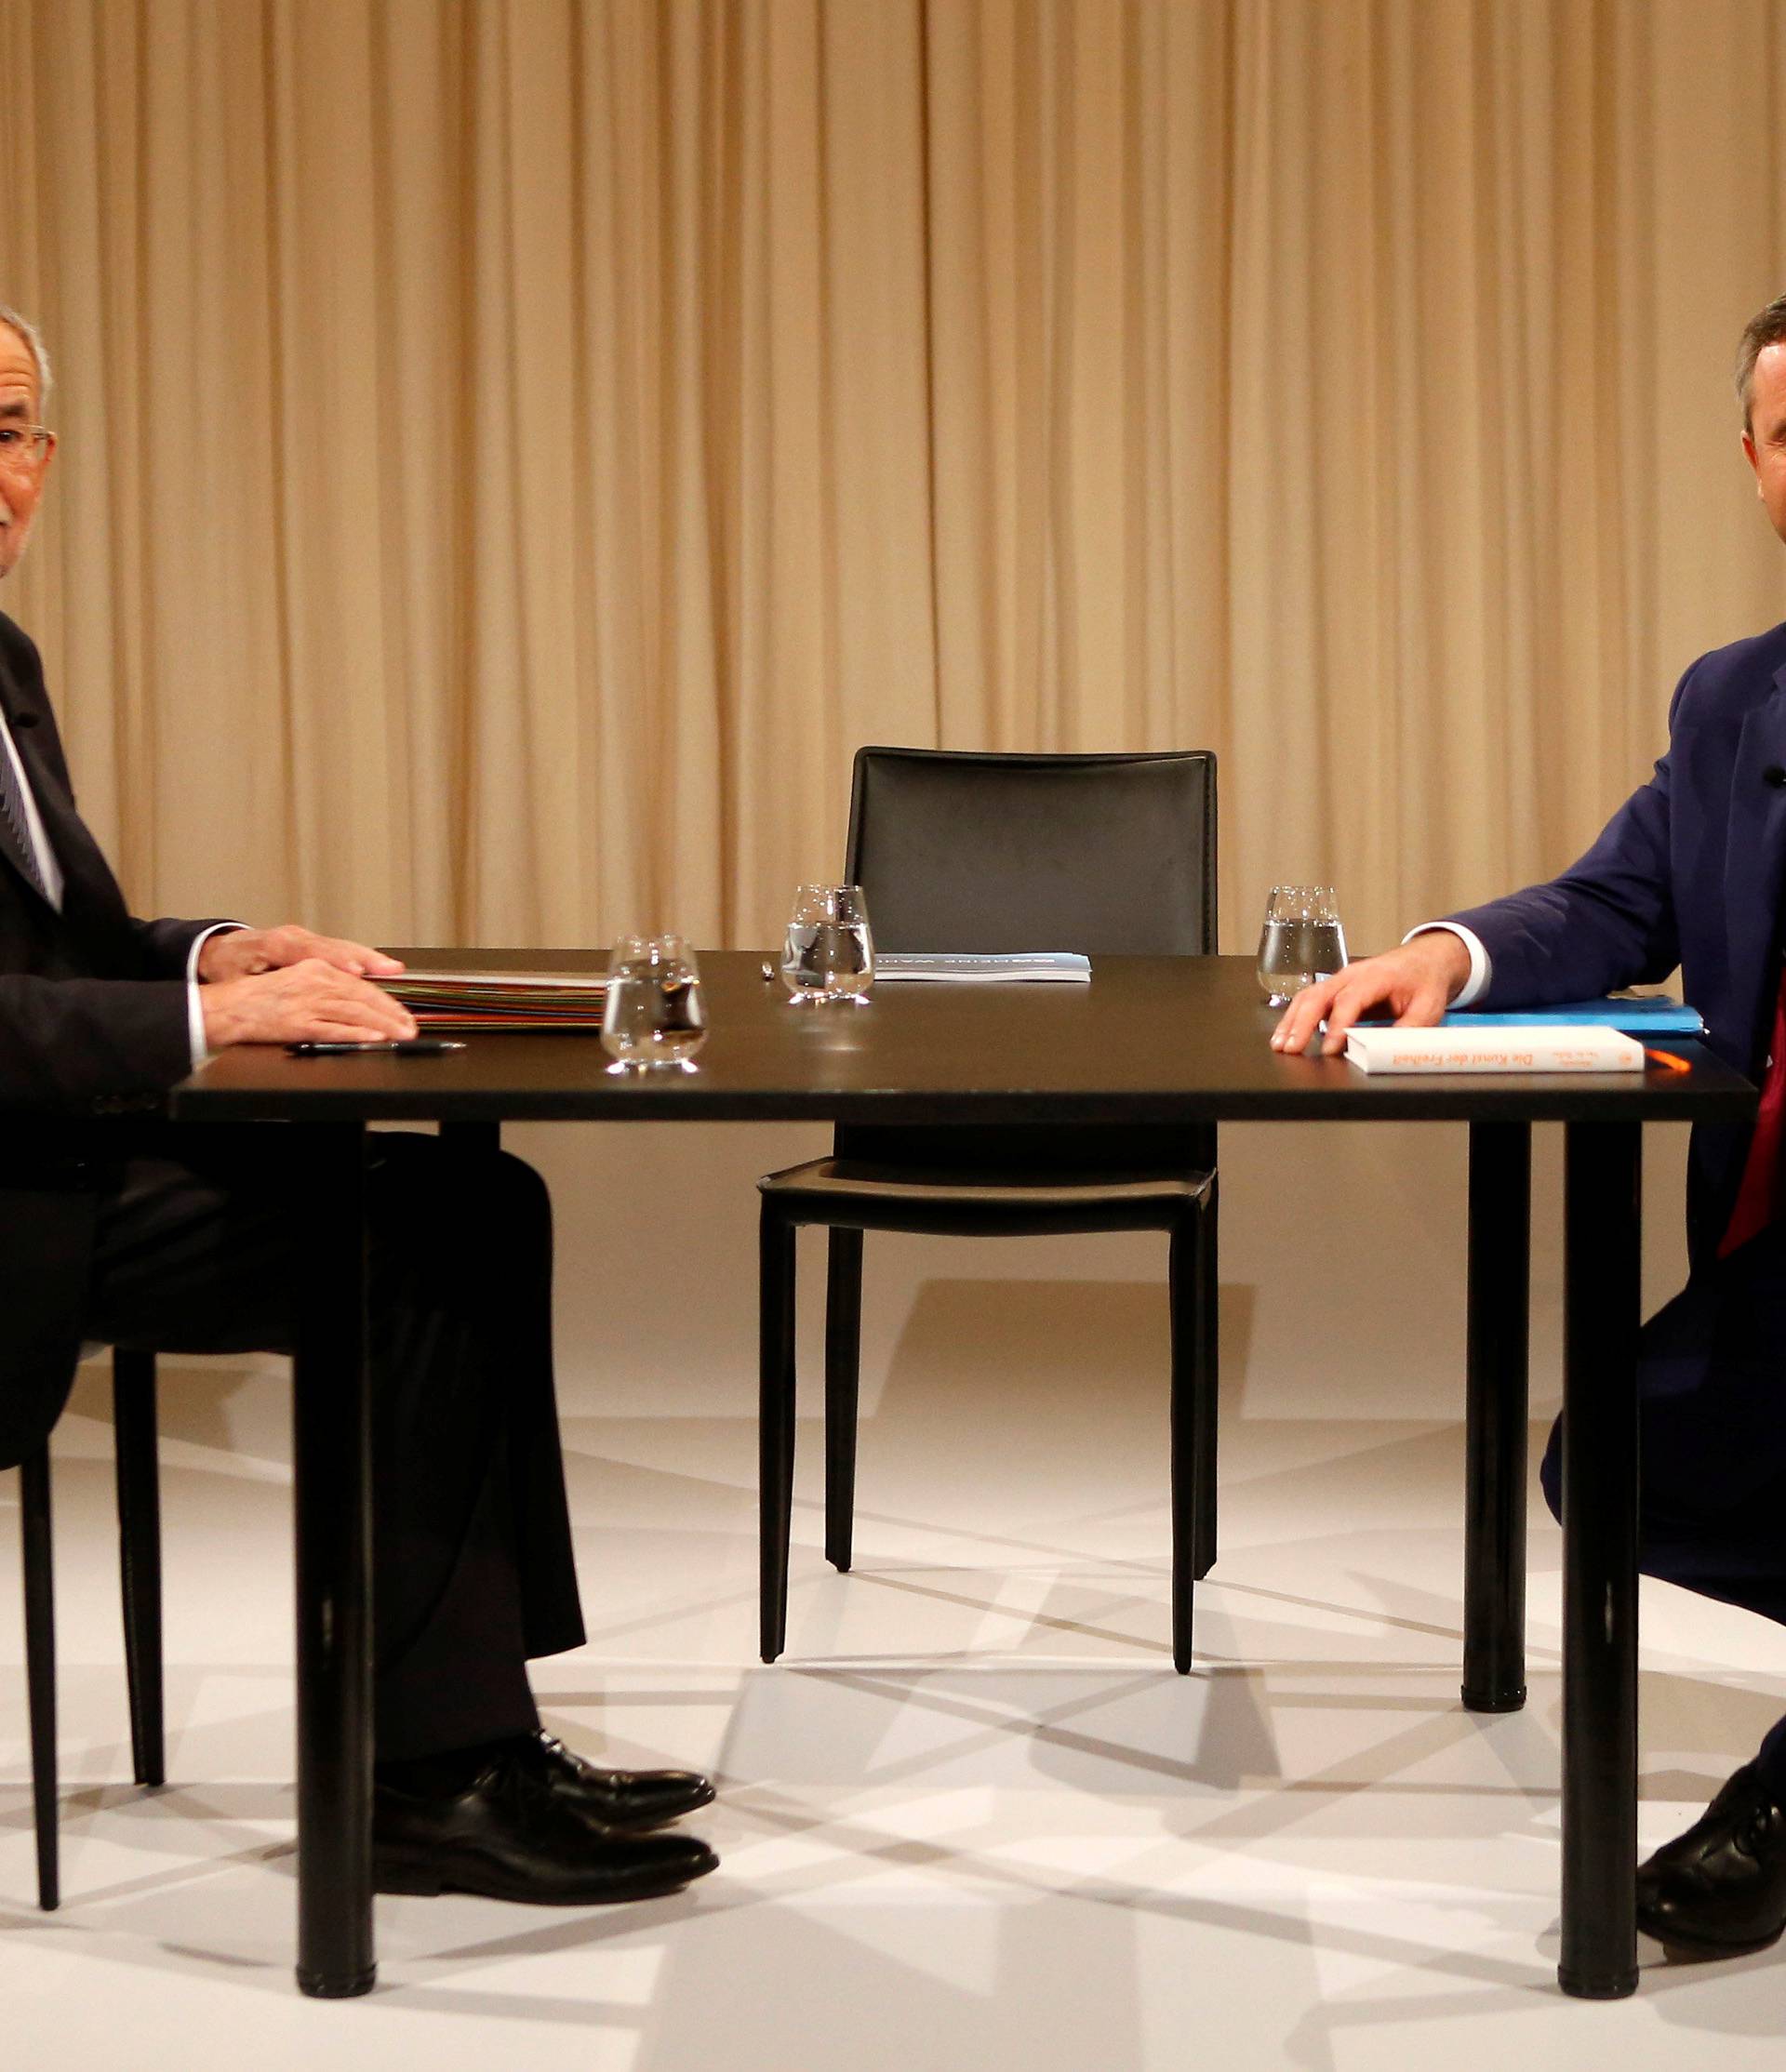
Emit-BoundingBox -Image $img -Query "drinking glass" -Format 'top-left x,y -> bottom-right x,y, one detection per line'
1256,885 -> 1348,1005
780,883 -> 874,1003
601,933 -> 708,1071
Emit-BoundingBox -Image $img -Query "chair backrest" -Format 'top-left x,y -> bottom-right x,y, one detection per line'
845,749 -> 1217,957
837,748 -> 1219,1175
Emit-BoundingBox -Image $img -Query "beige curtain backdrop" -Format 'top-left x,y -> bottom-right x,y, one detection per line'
3,0 -> 1786,955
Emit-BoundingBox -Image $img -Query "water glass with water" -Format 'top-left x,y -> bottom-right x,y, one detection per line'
601,933 -> 708,1071
781,883 -> 874,1003
1256,885 -> 1348,1006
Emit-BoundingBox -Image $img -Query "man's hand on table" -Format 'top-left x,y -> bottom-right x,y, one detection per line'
1271,931 -> 1471,1056
197,923 -> 405,987
197,925 -> 417,1048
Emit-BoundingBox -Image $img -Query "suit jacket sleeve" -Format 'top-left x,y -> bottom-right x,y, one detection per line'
132,913 -> 234,979
0,613 -> 231,1106
1443,664 -> 1689,1007
0,971 -> 193,1107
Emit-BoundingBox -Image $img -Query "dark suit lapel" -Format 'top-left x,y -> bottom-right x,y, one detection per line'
11,721 -> 126,923
0,641 -> 60,911
0,639 -> 130,935
1725,663 -> 1786,1058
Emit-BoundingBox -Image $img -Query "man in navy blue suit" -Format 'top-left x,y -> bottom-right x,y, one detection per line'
1273,289 -> 1786,1959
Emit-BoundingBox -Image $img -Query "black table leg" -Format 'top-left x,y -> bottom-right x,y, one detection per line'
1462,1122 -> 1530,1712
293,1122 -> 376,1999
113,1348 -> 166,1787
1558,1119 -> 1641,1999
759,1203 -> 797,1664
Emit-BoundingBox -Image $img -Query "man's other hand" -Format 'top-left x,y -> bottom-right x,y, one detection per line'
1271,931 -> 1472,1056
197,924 -> 406,985
201,959 -> 420,1048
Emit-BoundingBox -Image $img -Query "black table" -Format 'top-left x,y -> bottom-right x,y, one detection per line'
169,950 -> 1755,2002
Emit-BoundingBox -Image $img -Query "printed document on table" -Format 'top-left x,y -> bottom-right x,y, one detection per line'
873,952 -> 1091,984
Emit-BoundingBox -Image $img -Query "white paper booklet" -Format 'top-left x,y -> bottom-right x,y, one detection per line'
1344,1026 -> 1645,1074
873,952 -> 1092,984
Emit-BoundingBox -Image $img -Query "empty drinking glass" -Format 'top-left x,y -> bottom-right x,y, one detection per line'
780,883 -> 874,1003
601,934 -> 708,1071
1256,885 -> 1348,1005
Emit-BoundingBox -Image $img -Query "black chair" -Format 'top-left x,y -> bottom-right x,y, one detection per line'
757,748 -> 1220,1672
15,1347 -> 165,1909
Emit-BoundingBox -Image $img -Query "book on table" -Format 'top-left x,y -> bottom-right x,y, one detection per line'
379,969 -> 607,1033
1344,1026 -> 1646,1074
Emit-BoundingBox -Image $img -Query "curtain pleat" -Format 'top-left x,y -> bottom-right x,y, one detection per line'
4,0 -> 1786,955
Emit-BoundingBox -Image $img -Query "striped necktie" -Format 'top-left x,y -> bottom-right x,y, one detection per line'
0,718 -> 51,904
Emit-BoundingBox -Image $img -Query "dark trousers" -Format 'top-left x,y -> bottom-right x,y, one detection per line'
1540,1219 -> 1786,1627
83,1126 -> 585,1760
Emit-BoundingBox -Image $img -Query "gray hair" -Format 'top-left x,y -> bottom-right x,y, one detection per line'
0,304 -> 52,420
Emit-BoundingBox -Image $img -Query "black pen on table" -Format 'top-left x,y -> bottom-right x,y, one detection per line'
286,1039 -> 467,1057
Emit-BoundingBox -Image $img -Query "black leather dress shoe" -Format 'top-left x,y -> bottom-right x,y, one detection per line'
1637,1764 -> 1786,1954
374,1744 -> 718,1905
521,1730 -> 717,1831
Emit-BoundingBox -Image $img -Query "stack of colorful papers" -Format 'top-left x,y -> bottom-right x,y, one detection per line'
379,969 -> 607,1032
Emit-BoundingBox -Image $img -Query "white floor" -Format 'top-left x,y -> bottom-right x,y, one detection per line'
4,1121 -> 1785,2069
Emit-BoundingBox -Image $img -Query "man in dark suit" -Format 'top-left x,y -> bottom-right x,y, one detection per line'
1273,290 -> 1786,1959
0,306 -> 717,1905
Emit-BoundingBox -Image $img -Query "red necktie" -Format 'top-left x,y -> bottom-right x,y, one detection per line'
1719,966 -> 1786,1257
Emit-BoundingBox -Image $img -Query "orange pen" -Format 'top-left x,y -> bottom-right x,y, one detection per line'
1644,1047 -> 1692,1074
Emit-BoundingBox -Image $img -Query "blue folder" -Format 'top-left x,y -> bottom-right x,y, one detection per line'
1439,995 -> 1704,1036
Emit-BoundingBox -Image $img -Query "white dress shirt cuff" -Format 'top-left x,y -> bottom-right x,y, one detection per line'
1402,923 -> 1492,1009
185,923 -> 248,1069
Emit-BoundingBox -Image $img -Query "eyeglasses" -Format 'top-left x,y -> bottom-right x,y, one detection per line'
0,425 -> 51,475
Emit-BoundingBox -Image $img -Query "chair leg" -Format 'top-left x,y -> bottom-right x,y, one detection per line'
20,1445 -> 59,1910
759,1203 -> 798,1663
823,1228 -> 864,1573
1195,1175 -> 1220,1580
113,1348 -> 166,1788
1168,1202 -> 1217,1676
